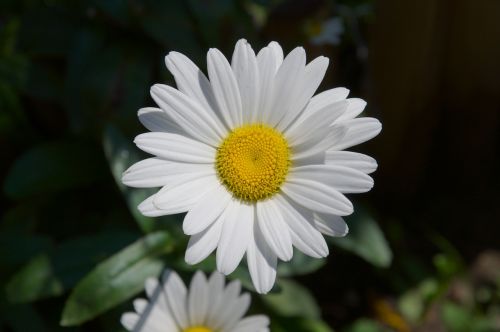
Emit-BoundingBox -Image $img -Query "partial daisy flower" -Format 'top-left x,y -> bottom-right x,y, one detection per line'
121,270 -> 269,332
123,39 -> 381,293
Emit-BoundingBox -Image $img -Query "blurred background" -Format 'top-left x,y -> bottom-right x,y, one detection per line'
1,0 -> 499,331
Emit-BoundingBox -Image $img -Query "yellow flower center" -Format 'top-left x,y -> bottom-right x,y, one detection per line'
216,124 -> 291,202
183,327 -> 213,332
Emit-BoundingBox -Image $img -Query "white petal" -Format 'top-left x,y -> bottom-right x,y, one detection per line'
183,184 -> 232,235
205,272 -> 227,327
121,310 -> 176,332
325,151 -> 378,174
137,107 -> 183,134
144,278 -> 169,312
329,117 -> 382,151
185,207 -> 225,265
286,100 -> 348,146
274,195 -> 328,258
162,270 -> 189,329
207,280 -> 242,327
301,87 -> 350,119
134,132 -> 215,164
165,51 -> 224,127
121,312 -> 139,331
133,298 -> 148,314
188,271 -> 209,326
207,48 -> 243,128
232,39 -> 260,124
256,47 -> 278,123
122,158 -> 169,188
315,213 -> 349,237
151,84 -> 225,145
247,222 -> 277,294
256,199 -> 293,261
233,315 -> 270,332
336,98 -> 367,122
291,124 -> 347,161
217,293 -> 251,331
266,47 -> 306,127
138,194 -> 169,217
268,41 -> 284,67
143,277 -> 181,331
122,158 -> 212,188
216,201 -> 253,275
282,178 -> 353,215
277,55 -> 329,131
289,164 -> 374,193
153,175 -> 218,214
222,279 -> 242,305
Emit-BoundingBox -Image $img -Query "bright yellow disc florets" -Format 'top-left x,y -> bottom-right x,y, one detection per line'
216,124 -> 291,202
183,327 -> 213,332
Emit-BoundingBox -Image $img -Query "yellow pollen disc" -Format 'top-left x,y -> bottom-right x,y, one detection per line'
183,327 -> 213,332
216,124 -> 291,202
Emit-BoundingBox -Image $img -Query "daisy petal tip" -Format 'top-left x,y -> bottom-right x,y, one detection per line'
216,264 -> 234,276
317,55 -> 330,65
208,48 -> 219,55
282,250 -> 294,262
184,253 -> 199,266
120,173 -> 130,186
165,50 -> 180,59
236,38 -> 248,45
193,269 -> 206,280
120,313 -> 138,330
370,118 -> 383,133
339,200 -> 354,217
340,87 -> 350,97
369,176 -> 375,188
132,134 -> 140,144
181,222 -> 198,236
255,283 -> 273,295
149,84 -> 161,96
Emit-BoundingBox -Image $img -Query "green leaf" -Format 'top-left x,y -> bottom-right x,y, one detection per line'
6,231 -> 137,303
272,317 -> 334,332
441,301 -> 472,332
6,254 -> 64,302
329,208 -> 392,267
3,141 -> 105,199
342,319 -> 390,332
60,231 -> 171,326
278,250 -> 326,277
262,279 -> 320,319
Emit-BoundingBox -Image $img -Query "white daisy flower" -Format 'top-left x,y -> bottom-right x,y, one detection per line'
123,39 -> 381,293
121,270 -> 269,332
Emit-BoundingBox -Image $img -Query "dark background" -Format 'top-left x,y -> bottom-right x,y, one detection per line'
1,0 -> 499,331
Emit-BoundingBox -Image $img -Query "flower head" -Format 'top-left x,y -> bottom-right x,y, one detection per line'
123,39 -> 381,293
121,270 -> 269,332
